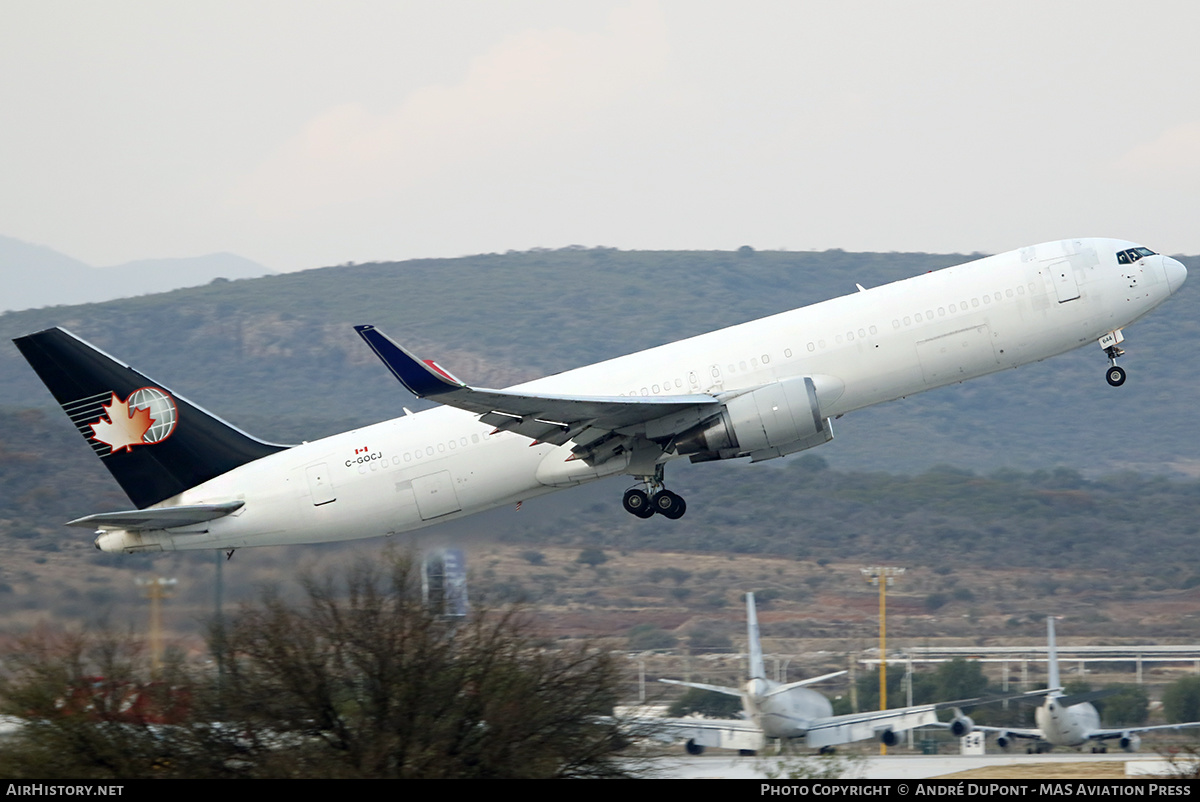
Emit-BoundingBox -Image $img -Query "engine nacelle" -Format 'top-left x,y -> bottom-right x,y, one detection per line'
674,376 -> 838,462
1119,733 -> 1141,753
685,739 -> 706,756
94,529 -> 168,554
949,713 -> 975,737
879,728 -> 899,747
995,732 -> 1014,751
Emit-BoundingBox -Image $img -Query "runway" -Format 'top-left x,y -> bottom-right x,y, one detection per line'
646,753 -> 1183,780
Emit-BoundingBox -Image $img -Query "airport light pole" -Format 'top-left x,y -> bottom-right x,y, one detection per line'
136,576 -> 177,679
862,566 -> 904,754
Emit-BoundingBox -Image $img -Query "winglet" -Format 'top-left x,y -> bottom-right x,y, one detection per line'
354,325 -> 464,398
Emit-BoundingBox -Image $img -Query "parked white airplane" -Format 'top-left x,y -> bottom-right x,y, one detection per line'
968,617 -> 1200,753
641,592 -> 1010,753
12,238 -> 1186,553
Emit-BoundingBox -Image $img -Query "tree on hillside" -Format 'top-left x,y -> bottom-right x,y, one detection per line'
858,658 -> 997,717
0,552 -> 636,779
1163,676 -> 1200,725
0,627 -> 195,779
926,657 -> 991,703
854,666 -> 907,711
1097,684 -> 1149,726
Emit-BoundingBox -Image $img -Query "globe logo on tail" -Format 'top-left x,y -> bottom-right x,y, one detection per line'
89,387 -> 178,453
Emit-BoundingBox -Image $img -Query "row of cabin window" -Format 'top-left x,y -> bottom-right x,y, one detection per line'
622,350 -> 788,396
612,280 -> 1041,394
377,433 -> 489,469
802,282 -> 1038,352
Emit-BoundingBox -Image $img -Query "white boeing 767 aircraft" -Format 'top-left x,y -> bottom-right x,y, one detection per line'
639,592 -> 1002,753
958,617 -> 1200,752
13,238 -> 1186,553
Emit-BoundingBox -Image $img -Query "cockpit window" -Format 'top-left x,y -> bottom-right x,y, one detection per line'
1117,247 -> 1157,264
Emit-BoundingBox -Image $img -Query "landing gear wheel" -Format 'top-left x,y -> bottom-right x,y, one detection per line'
668,496 -> 687,519
653,490 -> 687,519
622,488 -> 655,518
1106,365 -> 1127,387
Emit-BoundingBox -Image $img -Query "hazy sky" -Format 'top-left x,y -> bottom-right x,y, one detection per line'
3,1 -> 1198,272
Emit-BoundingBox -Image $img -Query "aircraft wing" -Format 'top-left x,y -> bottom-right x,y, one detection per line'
764,671 -> 849,696
629,716 -> 766,752
1087,722 -> 1200,740
805,705 -> 942,749
932,722 -> 1041,739
355,325 -> 722,463
805,690 -> 1049,749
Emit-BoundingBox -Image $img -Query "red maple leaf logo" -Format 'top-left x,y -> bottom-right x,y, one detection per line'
90,393 -> 156,453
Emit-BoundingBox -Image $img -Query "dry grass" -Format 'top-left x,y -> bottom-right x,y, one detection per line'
936,761 -> 1129,779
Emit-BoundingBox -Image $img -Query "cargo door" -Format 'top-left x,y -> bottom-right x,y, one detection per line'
916,324 -> 999,386
412,471 -> 462,520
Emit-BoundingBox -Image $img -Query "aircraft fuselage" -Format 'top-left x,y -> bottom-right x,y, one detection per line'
1036,698 -> 1102,748
91,238 -> 1186,552
743,677 -> 834,739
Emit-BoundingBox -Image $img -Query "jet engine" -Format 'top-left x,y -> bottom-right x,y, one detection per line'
685,739 -> 706,756
995,732 -> 1015,751
674,376 -> 837,463
879,728 -> 899,747
1119,733 -> 1141,752
948,713 -> 975,737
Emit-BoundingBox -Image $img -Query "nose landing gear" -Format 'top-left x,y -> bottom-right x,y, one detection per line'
1105,362 -> 1126,387
1100,330 -> 1127,387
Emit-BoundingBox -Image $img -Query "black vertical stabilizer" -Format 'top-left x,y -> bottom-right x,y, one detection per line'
13,327 -> 288,508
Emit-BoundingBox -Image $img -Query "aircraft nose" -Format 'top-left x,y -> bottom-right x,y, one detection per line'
1164,256 -> 1188,294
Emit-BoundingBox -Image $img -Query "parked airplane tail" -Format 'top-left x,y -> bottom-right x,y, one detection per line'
1047,616 -> 1061,692
13,327 -> 287,509
747,592 -> 766,680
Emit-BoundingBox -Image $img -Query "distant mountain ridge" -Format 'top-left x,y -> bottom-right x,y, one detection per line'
0,235 -> 272,312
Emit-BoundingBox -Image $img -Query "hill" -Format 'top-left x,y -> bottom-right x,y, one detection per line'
1,245 -> 1196,473
1,245 -> 1198,645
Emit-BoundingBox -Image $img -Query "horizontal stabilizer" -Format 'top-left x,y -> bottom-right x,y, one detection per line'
763,670 -> 848,697
66,501 -> 245,531
1057,688 -> 1119,708
658,678 -> 743,698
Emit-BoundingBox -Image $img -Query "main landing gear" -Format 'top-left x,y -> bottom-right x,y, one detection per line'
1101,330 -> 1127,387
622,467 -> 687,520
